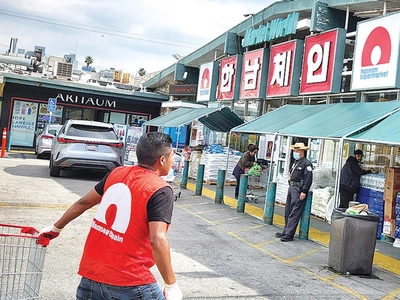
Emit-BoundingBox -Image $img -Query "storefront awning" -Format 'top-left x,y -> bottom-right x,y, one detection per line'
232,102 -> 400,140
231,104 -> 330,134
143,107 -> 243,132
279,102 -> 400,140
345,109 -> 400,146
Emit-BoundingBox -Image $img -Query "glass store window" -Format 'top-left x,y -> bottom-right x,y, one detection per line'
11,100 -> 39,147
109,112 -> 126,124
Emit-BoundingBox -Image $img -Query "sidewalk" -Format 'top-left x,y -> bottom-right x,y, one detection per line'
180,178 -> 400,277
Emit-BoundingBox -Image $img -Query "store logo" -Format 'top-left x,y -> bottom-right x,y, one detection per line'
93,183 -> 131,242
361,26 -> 391,67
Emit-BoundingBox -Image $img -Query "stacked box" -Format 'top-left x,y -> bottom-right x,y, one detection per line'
395,193 -> 400,238
357,187 -> 384,238
382,168 -> 400,237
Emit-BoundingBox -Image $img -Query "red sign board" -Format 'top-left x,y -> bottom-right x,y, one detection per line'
217,55 -> 242,100
239,49 -> 269,99
267,40 -> 303,97
300,29 -> 346,94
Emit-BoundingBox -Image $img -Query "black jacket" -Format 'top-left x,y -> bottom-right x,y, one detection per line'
340,156 -> 370,193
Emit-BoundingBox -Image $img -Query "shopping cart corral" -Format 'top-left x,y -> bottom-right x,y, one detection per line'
0,224 -> 50,300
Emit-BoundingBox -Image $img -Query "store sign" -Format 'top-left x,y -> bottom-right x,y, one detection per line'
242,12 -> 299,47
300,28 -> 346,94
239,48 -> 269,99
169,84 -> 197,96
267,39 -> 304,97
55,94 -> 116,108
196,61 -> 219,102
351,12 -> 400,91
217,55 -> 243,100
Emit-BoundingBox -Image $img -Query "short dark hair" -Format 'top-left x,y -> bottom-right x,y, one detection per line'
248,144 -> 259,152
354,149 -> 363,156
136,132 -> 172,165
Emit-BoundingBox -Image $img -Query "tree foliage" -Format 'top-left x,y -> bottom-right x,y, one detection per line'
138,68 -> 146,76
84,56 -> 94,67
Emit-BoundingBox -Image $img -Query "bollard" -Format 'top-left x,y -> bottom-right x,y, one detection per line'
236,174 -> 248,213
299,191 -> 313,240
1,128 -> 6,158
195,164 -> 205,196
180,160 -> 189,189
215,169 -> 226,204
6,131 -> 12,152
263,181 -> 277,225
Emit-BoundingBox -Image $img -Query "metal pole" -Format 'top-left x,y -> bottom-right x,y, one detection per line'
299,191 -> 313,240
215,169 -> 226,204
263,181 -> 277,224
6,131 -> 12,152
195,164 -> 205,196
180,160 -> 189,189
236,174 -> 248,213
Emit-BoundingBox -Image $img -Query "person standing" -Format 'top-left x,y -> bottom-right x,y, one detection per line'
276,142 -> 313,242
39,132 -> 182,300
232,144 -> 259,199
339,149 -> 372,208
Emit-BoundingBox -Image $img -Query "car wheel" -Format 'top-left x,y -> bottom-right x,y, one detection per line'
37,153 -> 43,159
49,157 -> 60,177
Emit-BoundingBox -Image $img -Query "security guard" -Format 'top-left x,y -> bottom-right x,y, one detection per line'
276,142 -> 313,242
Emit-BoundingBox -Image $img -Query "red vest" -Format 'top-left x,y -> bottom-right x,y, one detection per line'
78,166 -> 170,286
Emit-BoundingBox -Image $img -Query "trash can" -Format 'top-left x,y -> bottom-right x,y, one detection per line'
328,208 -> 379,275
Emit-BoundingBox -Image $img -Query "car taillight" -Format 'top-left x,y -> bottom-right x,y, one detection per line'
42,135 -> 54,139
57,137 -> 82,143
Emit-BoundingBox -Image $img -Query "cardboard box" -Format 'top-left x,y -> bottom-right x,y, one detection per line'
384,201 -> 396,219
383,216 -> 396,236
385,167 -> 400,186
383,184 -> 400,203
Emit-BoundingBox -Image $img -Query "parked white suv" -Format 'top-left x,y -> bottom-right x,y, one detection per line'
49,120 -> 124,177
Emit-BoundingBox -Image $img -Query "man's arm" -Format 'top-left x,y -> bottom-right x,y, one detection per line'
54,188 -> 102,229
149,221 -> 176,285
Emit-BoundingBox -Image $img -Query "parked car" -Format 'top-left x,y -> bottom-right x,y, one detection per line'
35,123 -> 63,159
49,120 -> 124,177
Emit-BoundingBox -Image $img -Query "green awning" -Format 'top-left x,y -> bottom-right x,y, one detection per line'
279,102 -> 400,139
346,109 -> 400,146
231,104 -> 330,134
143,107 -> 243,132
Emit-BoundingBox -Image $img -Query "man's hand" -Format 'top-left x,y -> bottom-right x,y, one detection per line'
299,192 -> 306,201
163,282 -> 182,300
38,225 -> 62,239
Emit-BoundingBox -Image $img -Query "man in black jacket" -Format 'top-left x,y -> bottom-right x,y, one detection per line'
339,149 -> 372,208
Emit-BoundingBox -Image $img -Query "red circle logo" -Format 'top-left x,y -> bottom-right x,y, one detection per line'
361,26 -> 391,67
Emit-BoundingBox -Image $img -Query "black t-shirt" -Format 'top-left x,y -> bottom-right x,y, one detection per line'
94,171 -> 174,224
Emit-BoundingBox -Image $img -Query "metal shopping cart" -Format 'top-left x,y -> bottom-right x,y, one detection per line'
246,175 -> 262,203
0,224 -> 50,300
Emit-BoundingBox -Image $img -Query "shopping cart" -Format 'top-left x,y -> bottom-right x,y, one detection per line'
246,175 -> 261,203
0,224 -> 50,300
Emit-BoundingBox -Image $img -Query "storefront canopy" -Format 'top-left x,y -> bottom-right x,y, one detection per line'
346,109 -> 400,146
231,105 -> 329,134
279,102 -> 400,139
143,107 -> 243,133
231,102 -> 400,140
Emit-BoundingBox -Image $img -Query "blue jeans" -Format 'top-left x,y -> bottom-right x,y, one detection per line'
76,277 -> 165,300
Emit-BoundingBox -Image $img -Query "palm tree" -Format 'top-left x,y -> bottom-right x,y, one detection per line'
138,68 -> 146,76
84,56 -> 93,68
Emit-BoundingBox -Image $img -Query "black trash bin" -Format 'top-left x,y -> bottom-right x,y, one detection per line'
328,208 -> 379,275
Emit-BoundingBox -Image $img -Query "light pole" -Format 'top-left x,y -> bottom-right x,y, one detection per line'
243,13 -> 255,28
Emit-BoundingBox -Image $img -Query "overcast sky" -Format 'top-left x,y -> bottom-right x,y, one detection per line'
0,0 -> 276,75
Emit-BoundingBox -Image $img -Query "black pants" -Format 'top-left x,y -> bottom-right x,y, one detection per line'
283,186 -> 307,238
339,188 -> 354,208
232,165 -> 244,198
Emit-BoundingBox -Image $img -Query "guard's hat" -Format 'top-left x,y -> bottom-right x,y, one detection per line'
354,149 -> 363,156
290,142 -> 309,150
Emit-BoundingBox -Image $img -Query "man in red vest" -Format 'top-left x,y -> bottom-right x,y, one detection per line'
40,132 -> 182,300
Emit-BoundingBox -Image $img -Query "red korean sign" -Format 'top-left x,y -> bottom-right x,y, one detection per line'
267,40 -> 302,97
217,55 -> 242,100
300,29 -> 346,94
239,49 -> 268,99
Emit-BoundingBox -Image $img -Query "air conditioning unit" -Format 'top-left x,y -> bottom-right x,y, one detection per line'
54,61 -> 73,78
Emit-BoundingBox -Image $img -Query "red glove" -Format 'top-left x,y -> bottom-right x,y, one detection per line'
38,224 -> 62,239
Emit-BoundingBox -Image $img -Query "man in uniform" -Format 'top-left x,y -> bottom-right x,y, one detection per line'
276,142 -> 313,242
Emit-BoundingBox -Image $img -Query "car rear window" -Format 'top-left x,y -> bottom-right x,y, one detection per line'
67,124 -> 118,139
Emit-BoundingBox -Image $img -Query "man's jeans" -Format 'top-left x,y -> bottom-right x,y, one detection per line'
76,277 -> 164,300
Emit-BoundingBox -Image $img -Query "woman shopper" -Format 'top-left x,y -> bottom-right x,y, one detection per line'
232,144 -> 259,199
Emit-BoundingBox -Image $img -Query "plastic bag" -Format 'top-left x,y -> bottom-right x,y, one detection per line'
248,164 -> 261,176
345,204 -> 368,215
